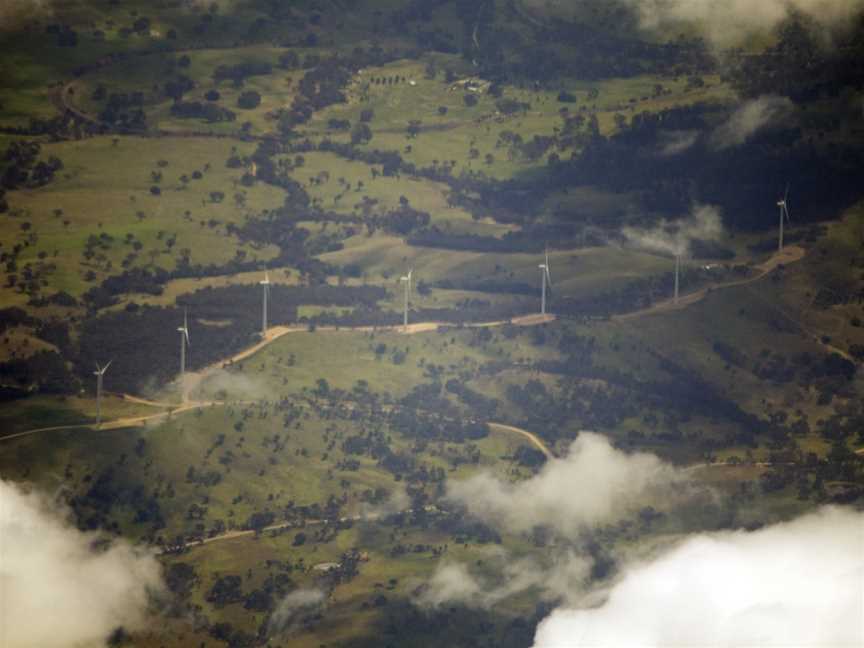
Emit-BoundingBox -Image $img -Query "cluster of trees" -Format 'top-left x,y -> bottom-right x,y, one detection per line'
729,14 -> 864,101
76,283 -> 387,392
169,101 -> 236,123
1,141 -> 63,190
45,23 -> 79,47
388,406 -> 489,444
0,350 -> 76,398
95,89 -> 147,129
213,61 -> 273,85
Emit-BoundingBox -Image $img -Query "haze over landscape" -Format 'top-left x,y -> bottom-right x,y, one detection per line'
1,1 -> 863,647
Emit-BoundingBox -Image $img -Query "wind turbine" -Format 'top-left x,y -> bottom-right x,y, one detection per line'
177,309 -> 190,398
93,360 -> 112,428
539,248 -> 552,315
260,271 -> 271,338
776,184 -> 791,252
400,268 -> 413,331
674,253 -> 681,304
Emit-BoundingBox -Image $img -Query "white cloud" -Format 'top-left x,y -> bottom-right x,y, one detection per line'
196,368 -> 273,401
0,479 -> 163,648
358,487 -> 410,520
623,0 -> 864,48
622,204 -> 724,257
418,552 -> 592,609
446,432 -> 696,537
268,588 -> 326,636
657,129 -> 700,156
532,506 -> 864,648
419,562 -> 483,607
710,96 -> 795,150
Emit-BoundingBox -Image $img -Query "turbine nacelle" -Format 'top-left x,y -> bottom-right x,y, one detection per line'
178,314 -> 190,344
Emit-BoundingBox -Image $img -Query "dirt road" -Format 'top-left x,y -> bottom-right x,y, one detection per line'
488,422 -> 555,459
0,244 -> 811,445
615,246 -> 806,322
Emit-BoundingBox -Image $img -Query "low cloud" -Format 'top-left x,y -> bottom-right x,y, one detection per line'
268,588 -> 326,636
622,204 -> 723,258
532,506 -> 864,648
359,487 -> 410,520
623,0 -> 864,49
196,368 -> 273,401
418,551 -> 591,609
710,96 -> 795,150
446,432 -> 696,537
657,129 -> 700,156
0,479 -> 163,648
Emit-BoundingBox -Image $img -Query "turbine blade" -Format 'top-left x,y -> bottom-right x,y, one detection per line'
784,182 -> 790,203
103,359 -> 112,372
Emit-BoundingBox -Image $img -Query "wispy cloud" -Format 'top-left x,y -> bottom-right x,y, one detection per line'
622,0 -> 864,48
710,96 -> 794,150
657,129 -> 700,156
267,588 -> 326,636
418,551 -> 591,609
622,204 -> 724,257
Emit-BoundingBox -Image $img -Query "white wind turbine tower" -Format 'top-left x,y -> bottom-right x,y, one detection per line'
93,360 -> 112,428
776,183 -> 791,252
539,248 -> 552,315
260,271 -> 271,338
400,268 -> 413,331
177,309 -> 190,399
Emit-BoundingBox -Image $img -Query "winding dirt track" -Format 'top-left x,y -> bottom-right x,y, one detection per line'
614,246 -> 806,321
0,245 -> 809,445
488,422 -> 554,459
0,314 -> 556,443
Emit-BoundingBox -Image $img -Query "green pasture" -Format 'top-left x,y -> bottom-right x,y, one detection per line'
0,393 -> 156,438
281,150 -> 511,236
0,135 -> 283,301
322,234 -> 672,300
194,321 -> 567,406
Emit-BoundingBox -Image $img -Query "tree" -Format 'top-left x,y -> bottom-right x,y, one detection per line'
406,120 -> 422,138
351,122 -> 373,146
237,91 -> 261,109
